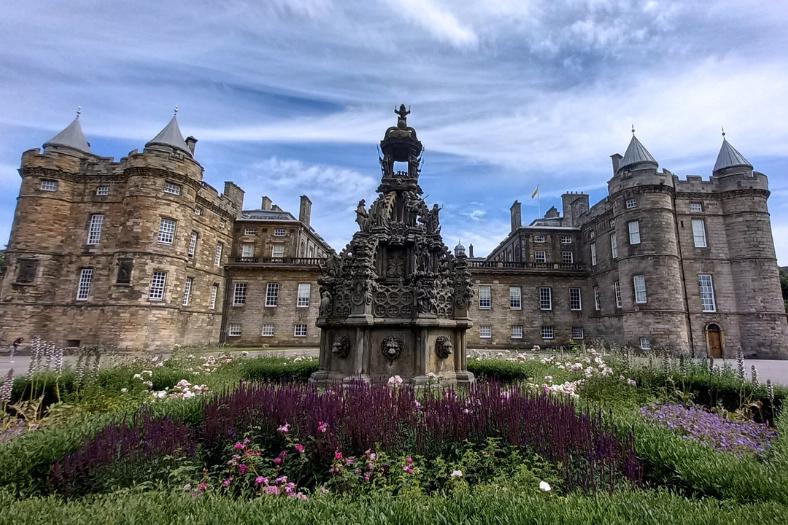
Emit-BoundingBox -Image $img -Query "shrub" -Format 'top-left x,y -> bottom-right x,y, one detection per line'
236,358 -> 318,382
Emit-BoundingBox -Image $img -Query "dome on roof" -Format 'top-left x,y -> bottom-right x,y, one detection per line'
454,241 -> 466,257
145,114 -> 191,156
618,134 -> 658,172
43,115 -> 90,153
713,137 -> 752,174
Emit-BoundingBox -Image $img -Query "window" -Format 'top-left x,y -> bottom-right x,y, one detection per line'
163,181 -> 182,195
479,326 -> 492,339
692,219 -> 707,248
689,202 -> 703,213
87,214 -> 104,245
214,242 -> 224,266
220,219 -> 227,229
509,287 -> 521,309
40,179 -> 58,192
262,324 -> 275,337
297,283 -> 311,307
541,326 -> 554,340
534,234 -> 545,243
535,251 -> 546,263
560,235 -> 572,244
188,231 -> 199,257
625,199 -> 638,209
589,230 -> 596,239
244,227 -> 256,235
149,271 -> 167,301
639,337 -> 652,350
158,218 -> 176,244
610,233 -> 618,258
539,287 -> 552,310
609,219 -> 615,229
15,259 -> 38,284
228,323 -> 242,337
698,274 -> 716,312
265,282 -> 279,307
241,243 -> 255,258
479,285 -> 492,309
614,281 -> 622,308
571,327 -> 585,340
117,258 -> 133,284
294,324 -> 308,337
182,277 -> 193,306
274,228 -> 286,237
233,282 -> 247,306
593,286 -> 600,311
271,245 -> 285,258
195,206 -> 202,216
561,251 -> 574,264
76,268 -> 93,300
628,220 -> 640,245
633,275 -> 647,304
569,287 -> 582,311
209,284 -> 218,310
96,185 -> 109,196
511,325 -> 523,339
590,242 -> 597,266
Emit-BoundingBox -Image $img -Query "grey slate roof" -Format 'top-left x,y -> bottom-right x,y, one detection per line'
619,135 -> 657,171
240,210 -> 298,221
43,117 -> 90,153
146,115 -> 192,156
713,138 -> 752,173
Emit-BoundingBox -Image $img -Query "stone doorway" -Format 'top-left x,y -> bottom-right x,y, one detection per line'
706,323 -> 723,358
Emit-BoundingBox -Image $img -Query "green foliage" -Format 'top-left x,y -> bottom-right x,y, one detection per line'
467,358 -> 531,382
236,357 -> 318,382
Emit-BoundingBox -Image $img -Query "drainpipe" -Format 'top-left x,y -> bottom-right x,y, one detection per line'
672,191 -> 695,357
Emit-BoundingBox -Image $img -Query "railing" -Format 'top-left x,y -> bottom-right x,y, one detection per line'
469,260 -> 586,272
232,257 -> 327,266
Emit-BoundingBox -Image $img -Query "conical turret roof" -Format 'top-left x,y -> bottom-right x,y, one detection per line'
619,134 -> 658,172
43,116 -> 90,153
145,114 -> 192,156
713,137 -> 751,173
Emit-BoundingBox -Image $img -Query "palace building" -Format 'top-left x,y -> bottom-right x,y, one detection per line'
1,111 -> 786,359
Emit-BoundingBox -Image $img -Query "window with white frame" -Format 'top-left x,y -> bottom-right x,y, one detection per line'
233,282 -> 247,305
698,274 -> 716,312
511,325 -> 523,339
297,283 -> 311,307
265,282 -> 279,307
628,220 -> 641,245
692,219 -> 707,248
76,268 -> 93,301
241,243 -> 255,258
639,337 -> 652,350
261,324 -> 275,337
689,202 -> 703,213
561,251 -> 574,264
534,234 -> 545,243
182,277 -> 193,306
541,326 -> 554,340
571,326 -> 585,340
560,235 -> 572,244
188,231 -> 199,257
209,284 -> 218,310
271,245 -> 285,258
294,324 -> 308,337
569,287 -> 582,310
158,218 -> 176,244
228,323 -> 242,337
633,274 -> 647,304
535,251 -> 546,263
593,286 -> 601,311
610,232 -> 618,258
274,228 -> 286,237
214,242 -> 223,267
96,185 -> 109,196
590,242 -> 597,266
478,285 -> 492,309
149,271 -> 167,301
539,287 -> 552,310
509,287 -> 521,309
625,198 -> 638,209
479,325 -> 492,339
40,179 -> 58,192
244,227 -> 256,235
86,214 -> 104,245
163,181 -> 182,195
614,281 -> 622,308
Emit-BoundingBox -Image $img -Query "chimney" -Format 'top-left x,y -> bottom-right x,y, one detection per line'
261,196 -> 272,210
468,244 -> 474,258
299,195 -> 312,226
510,200 -> 522,233
611,153 -> 622,176
185,136 -> 198,155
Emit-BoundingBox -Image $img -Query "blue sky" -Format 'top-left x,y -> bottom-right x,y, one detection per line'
1,1 -> 787,262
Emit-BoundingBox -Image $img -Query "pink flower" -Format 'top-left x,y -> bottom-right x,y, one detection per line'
405,455 -> 414,465
317,421 -> 328,433
334,450 -> 343,460
233,441 -> 245,450
197,481 -> 208,492
403,465 -> 414,474
294,443 -> 305,454
238,464 -> 248,475
273,457 -> 283,466
255,476 -> 268,486
266,485 -> 280,495
277,423 -> 291,433
345,457 -> 355,466
275,476 -> 288,485
222,477 -> 233,487
284,482 -> 296,495
294,493 -> 308,501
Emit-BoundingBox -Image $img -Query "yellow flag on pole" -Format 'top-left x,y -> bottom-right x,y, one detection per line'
531,185 -> 539,199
